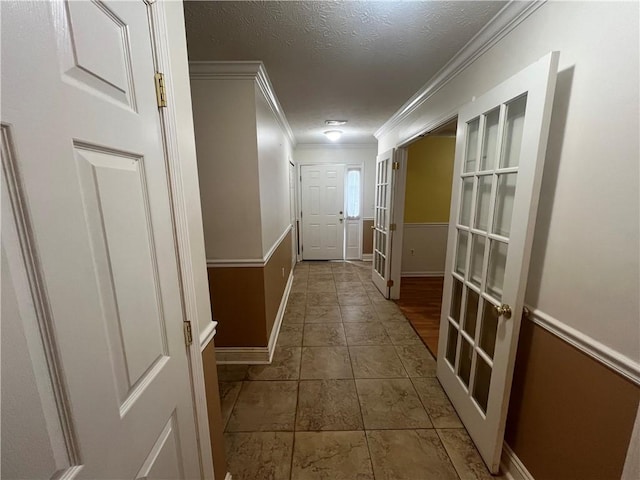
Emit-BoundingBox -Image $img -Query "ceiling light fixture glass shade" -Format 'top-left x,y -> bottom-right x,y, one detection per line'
325,120 -> 347,126
324,130 -> 342,141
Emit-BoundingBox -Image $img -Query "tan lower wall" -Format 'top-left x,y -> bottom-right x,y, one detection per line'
202,341 -> 227,480
264,231 -> 292,338
506,318 -> 640,480
208,266 -> 267,347
363,219 -> 374,255
207,229 -> 292,348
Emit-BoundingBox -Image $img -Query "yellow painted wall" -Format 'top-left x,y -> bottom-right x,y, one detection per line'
404,136 -> 456,223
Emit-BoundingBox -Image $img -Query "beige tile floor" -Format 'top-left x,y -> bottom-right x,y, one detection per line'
217,261 -> 503,480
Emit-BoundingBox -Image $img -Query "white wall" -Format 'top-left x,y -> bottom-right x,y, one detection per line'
401,223 -> 448,276
294,144 -> 378,219
378,2 -> 640,362
190,78 -> 263,260
255,84 -> 294,256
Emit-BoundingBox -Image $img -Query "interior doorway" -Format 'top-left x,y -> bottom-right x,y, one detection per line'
394,119 -> 457,357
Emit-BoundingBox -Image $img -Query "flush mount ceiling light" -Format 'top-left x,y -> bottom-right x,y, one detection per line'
324,130 -> 343,141
325,120 -> 347,126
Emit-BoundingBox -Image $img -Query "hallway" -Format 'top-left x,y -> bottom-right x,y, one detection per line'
217,261 -> 502,480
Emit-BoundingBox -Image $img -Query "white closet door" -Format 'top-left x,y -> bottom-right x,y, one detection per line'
1,2 -> 201,478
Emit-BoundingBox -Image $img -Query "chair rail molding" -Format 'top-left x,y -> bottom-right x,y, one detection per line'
206,225 -> 292,268
524,305 -> 640,386
199,321 -> 218,352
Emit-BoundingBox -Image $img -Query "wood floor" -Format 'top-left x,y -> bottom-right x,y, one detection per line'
395,276 -> 444,357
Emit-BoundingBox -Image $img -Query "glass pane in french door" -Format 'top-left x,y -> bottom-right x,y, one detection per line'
373,156 -> 389,279
447,94 -> 528,413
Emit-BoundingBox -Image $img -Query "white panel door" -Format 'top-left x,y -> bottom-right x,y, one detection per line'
371,149 -> 396,296
437,52 -> 559,473
1,2 -> 200,479
301,164 -> 345,260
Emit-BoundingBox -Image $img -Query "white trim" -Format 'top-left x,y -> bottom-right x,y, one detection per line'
206,259 -> 264,268
403,222 -> 449,228
401,271 -> 445,278
207,225 -> 292,268
267,270 -> 294,362
264,225 -> 293,265
199,321 -> 218,352
500,443 -> 535,480
224,474 -> 232,480
524,305 -> 640,386
362,254 -> 373,261
150,4 -> 214,478
215,347 -> 270,365
189,61 -> 295,146
374,1 -> 546,139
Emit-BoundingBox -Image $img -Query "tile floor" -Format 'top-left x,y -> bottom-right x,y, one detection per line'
217,261 -> 503,480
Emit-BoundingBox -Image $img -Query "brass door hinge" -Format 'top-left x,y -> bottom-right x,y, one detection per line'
183,321 -> 193,346
386,279 -> 394,287
154,72 -> 167,108
389,223 -> 396,231
392,161 -> 400,170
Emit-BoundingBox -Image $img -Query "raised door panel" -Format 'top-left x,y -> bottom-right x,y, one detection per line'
136,413 -> 184,480
58,0 -> 136,109
1,127 -> 79,479
74,144 -> 168,408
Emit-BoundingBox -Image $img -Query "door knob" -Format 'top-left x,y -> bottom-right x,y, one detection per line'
494,303 -> 512,319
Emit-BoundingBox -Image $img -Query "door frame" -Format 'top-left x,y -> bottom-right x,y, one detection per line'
148,3 -> 215,478
388,110 -> 459,299
297,162 -> 348,261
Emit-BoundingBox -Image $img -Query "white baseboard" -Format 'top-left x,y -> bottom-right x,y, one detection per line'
216,270 -> 294,365
266,269 -> 294,362
215,347 -> 270,364
401,271 -> 445,277
362,253 -> 373,261
501,443 -> 534,480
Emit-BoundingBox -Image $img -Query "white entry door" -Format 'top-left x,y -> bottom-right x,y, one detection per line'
301,164 -> 345,260
437,52 -> 559,473
371,149 -> 396,296
1,2 -> 201,479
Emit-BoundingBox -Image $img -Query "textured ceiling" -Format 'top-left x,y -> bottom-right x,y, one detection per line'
184,1 -> 507,144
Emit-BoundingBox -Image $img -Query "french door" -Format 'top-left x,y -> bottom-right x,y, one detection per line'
300,164 -> 345,260
437,52 -> 559,473
371,149 -> 396,296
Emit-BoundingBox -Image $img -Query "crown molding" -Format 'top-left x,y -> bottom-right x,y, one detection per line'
189,61 -> 296,146
374,0 -> 546,139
